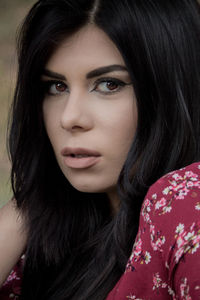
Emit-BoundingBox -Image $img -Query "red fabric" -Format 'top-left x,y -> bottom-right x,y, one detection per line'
106,162 -> 200,299
1,162 -> 200,299
0,256 -> 24,299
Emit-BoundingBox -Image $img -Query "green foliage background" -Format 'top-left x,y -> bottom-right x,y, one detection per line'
0,0 -> 35,207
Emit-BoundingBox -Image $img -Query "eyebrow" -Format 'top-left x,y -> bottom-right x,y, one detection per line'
42,64 -> 128,80
86,64 -> 127,79
42,69 -> 66,80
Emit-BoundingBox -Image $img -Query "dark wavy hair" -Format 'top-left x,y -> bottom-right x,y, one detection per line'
8,0 -> 200,299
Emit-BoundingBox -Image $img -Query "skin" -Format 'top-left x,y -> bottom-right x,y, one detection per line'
42,25 -> 138,211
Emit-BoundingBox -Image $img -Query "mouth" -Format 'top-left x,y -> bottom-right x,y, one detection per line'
61,147 -> 101,169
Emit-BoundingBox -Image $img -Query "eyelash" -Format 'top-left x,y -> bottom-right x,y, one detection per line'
42,80 -> 68,96
91,77 -> 128,95
42,77 -> 129,96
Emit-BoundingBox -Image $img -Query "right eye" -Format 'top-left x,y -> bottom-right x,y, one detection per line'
43,81 -> 69,95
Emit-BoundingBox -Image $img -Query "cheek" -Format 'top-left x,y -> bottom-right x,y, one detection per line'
113,103 -> 137,165
105,100 -> 137,149
120,96 -> 137,136
99,89 -> 137,131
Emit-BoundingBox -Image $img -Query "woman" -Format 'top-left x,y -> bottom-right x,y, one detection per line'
0,0 -> 200,299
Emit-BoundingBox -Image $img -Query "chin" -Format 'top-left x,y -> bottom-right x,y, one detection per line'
71,184 -> 105,194
68,180 -> 114,194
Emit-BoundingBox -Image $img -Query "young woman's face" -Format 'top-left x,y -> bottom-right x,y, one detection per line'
42,25 -> 137,202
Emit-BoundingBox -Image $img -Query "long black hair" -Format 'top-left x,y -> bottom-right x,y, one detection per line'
8,0 -> 200,299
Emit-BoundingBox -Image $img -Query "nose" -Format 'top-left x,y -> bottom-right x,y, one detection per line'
60,91 -> 93,132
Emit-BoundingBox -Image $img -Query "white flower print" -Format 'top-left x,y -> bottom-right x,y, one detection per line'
172,173 -> 182,180
133,237 -> 142,257
150,224 -> 166,251
165,261 -> 169,269
162,187 -> 171,195
168,286 -> 175,297
152,273 -> 168,292
144,251 -> 151,264
184,231 -> 195,241
155,197 -> 166,210
152,193 -> 157,200
180,278 -> 192,299
185,171 -> 198,179
163,206 -> 172,213
187,181 -> 194,188
3,270 -> 20,285
153,168 -> 200,216
126,295 -> 144,300
191,242 -> 199,254
174,222 -> 200,263
195,202 -> 200,211
175,247 -> 184,263
142,198 -> 153,224
170,180 -> 178,187
176,223 -> 185,234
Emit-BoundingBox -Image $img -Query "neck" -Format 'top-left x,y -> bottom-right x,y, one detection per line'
107,189 -> 120,215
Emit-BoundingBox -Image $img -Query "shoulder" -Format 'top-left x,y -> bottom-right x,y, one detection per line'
142,161 -> 200,222
120,163 -> 200,299
140,161 -> 200,256
149,161 -> 200,197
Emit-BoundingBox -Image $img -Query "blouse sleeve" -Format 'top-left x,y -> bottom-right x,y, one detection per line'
147,163 -> 200,298
106,162 -> 200,300
0,256 -> 24,300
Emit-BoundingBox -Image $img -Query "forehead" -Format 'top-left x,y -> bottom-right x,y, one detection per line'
45,25 -> 125,71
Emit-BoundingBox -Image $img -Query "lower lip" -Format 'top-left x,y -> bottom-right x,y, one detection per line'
63,156 -> 101,169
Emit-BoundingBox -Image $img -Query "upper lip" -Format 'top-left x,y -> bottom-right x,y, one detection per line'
61,147 -> 101,157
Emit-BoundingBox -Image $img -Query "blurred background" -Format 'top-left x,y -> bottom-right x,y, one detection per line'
0,0 -> 35,207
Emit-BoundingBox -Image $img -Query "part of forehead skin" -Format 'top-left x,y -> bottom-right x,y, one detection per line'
45,24 -> 127,76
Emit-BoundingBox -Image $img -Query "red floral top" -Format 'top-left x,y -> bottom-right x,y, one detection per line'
106,162 -> 200,300
1,162 -> 200,299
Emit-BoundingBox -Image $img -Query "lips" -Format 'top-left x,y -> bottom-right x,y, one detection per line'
61,147 -> 101,157
61,147 -> 101,169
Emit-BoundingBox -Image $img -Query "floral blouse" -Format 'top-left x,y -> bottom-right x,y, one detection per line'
1,162 -> 200,299
106,162 -> 200,300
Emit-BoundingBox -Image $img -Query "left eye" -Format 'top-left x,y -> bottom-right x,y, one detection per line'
43,81 -> 68,95
49,82 -> 68,94
94,79 -> 126,93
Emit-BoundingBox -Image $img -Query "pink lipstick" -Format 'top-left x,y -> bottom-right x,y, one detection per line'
61,147 -> 101,169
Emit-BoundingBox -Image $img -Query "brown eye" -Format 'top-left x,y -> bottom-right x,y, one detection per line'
106,81 -> 119,90
54,82 -> 67,92
93,78 -> 126,94
43,81 -> 69,95
97,81 -> 120,92
50,82 -> 68,94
